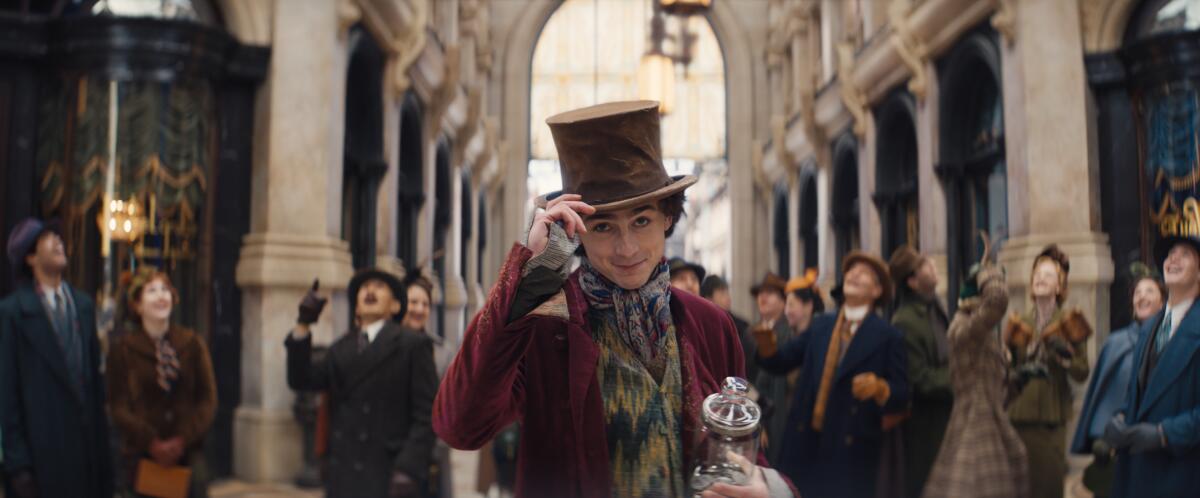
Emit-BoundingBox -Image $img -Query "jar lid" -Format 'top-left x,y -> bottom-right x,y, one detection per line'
700,377 -> 761,437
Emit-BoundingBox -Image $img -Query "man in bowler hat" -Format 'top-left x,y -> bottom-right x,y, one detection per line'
0,218 -> 113,498
285,269 -> 438,498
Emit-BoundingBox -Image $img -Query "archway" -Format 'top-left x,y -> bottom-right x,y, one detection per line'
832,133 -> 861,279
432,138 -> 451,338
773,184 -> 791,277
341,25 -> 387,270
873,89 -> 919,258
799,169 -> 819,270
397,91 -> 424,268
936,28 -> 1007,312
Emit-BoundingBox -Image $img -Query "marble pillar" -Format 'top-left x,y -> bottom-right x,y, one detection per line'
233,1 -> 355,483
999,0 -> 1113,346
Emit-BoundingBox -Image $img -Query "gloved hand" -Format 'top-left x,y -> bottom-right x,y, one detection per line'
389,471 -> 419,498
851,373 -> 891,406
297,279 -> 328,325
1103,413 -> 1129,449
10,470 -> 37,498
1126,423 -> 1166,454
1045,335 -> 1074,362
1091,439 -> 1113,464
752,326 -> 778,358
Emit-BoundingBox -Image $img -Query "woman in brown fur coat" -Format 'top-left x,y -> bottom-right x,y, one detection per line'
107,270 -> 218,497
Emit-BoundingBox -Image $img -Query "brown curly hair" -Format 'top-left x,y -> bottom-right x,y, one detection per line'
126,270 -> 179,322
1030,244 -> 1070,305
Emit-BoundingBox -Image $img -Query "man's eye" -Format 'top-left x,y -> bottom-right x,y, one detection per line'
633,217 -> 651,227
592,223 -> 611,233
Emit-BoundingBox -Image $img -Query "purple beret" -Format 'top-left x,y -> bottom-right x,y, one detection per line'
6,218 -> 54,270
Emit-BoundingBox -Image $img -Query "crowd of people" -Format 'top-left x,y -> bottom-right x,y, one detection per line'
3,98 -> 1199,498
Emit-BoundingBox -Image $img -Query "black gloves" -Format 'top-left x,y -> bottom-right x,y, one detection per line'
1045,335 -> 1074,361
1103,413 -> 1168,454
1091,439 -> 1113,464
297,279 -> 328,325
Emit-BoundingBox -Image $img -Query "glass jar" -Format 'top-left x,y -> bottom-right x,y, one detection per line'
689,376 -> 762,494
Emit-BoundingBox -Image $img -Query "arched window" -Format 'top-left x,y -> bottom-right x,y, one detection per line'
936,28 -> 1007,312
799,169 -> 820,270
527,0 -> 729,274
773,185 -> 791,277
341,26 -> 387,270
397,92 -> 424,268
477,191 -> 487,285
873,89 -> 919,258
832,133 -> 861,278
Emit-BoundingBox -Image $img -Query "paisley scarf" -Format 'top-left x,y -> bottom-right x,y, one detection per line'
578,258 -> 673,366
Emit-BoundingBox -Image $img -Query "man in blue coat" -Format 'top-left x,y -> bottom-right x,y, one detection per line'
756,251 -> 909,498
1103,235 -> 1200,497
0,218 -> 112,498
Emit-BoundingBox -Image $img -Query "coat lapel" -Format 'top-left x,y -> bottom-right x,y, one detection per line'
13,287 -> 80,402
340,323 -> 406,393
562,277 -> 599,440
835,313 -> 888,382
1138,304 -> 1200,418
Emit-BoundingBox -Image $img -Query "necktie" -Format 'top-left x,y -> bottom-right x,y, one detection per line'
357,330 -> 369,353
53,291 -> 82,391
812,314 -> 852,431
1155,311 -> 1173,356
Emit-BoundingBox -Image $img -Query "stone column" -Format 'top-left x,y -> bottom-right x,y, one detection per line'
857,113 -> 880,255
233,1 -> 355,483
441,164 -> 469,356
465,181 -> 485,318
916,60 -> 950,298
998,0 -> 1113,343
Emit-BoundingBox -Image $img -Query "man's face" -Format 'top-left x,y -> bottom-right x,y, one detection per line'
356,279 -> 402,323
709,288 -> 732,311
579,203 -> 672,290
1031,260 -> 1061,299
907,259 -> 938,296
670,269 -> 701,295
843,262 -> 882,306
24,231 -> 66,276
1163,244 -> 1200,292
1132,278 -> 1164,322
756,290 -> 785,320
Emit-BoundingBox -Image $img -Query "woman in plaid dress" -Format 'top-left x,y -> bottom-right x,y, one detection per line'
923,263 -> 1029,498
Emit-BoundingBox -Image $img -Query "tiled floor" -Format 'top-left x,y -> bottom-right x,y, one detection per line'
210,449 -> 485,498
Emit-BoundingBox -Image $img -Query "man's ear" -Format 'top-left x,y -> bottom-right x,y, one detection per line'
665,215 -> 674,231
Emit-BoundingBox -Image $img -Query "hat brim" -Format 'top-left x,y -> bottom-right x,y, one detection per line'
534,175 -> 698,213
1155,236 -> 1200,265
842,251 -> 894,305
750,284 -> 786,297
348,269 -> 409,321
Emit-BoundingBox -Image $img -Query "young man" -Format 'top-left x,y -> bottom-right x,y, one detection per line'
0,218 -> 112,498
1103,235 -> 1200,497
756,252 -> 909,498
668,257 -> 705,296
701,275 -> 755,381
748,272 -> 794,464
433,101 -> 796,498
285,270 -> 438,498
888,245 -> 951,498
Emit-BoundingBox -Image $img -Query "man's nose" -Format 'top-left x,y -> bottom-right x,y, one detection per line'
614,230 -> 638,257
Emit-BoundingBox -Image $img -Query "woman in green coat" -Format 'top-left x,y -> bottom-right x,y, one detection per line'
1004,245 -> 1090,498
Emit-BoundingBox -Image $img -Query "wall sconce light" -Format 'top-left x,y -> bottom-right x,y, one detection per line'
97,196 -> 147,242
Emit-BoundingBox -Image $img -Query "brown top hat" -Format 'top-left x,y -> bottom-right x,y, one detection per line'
750,272 -> 788,297
842,251 -> 894,306
535,100 -> 697,212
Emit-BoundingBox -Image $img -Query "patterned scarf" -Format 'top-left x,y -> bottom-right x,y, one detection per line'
578,258 -> 673,366
155,336 -> 181,393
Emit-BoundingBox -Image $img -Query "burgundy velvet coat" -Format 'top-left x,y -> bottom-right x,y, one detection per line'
434,244 -> 755,498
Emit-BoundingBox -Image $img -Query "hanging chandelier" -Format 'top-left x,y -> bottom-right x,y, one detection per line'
96,195 -> 147,242
637,0 -> 708,115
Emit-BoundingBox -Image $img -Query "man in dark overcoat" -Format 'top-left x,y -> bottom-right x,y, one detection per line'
285,269 -> 438,498
1104,235 -> 1200,497
756,251 -> 909,498
0,218 -> 113,498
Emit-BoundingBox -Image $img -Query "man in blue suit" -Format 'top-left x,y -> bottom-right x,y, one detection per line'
1104,235 -> 1200,497
0,218 -> 112,498
755,251 -> 909,498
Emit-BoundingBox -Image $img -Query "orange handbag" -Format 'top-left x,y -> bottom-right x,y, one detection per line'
134,459 -> 192,498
